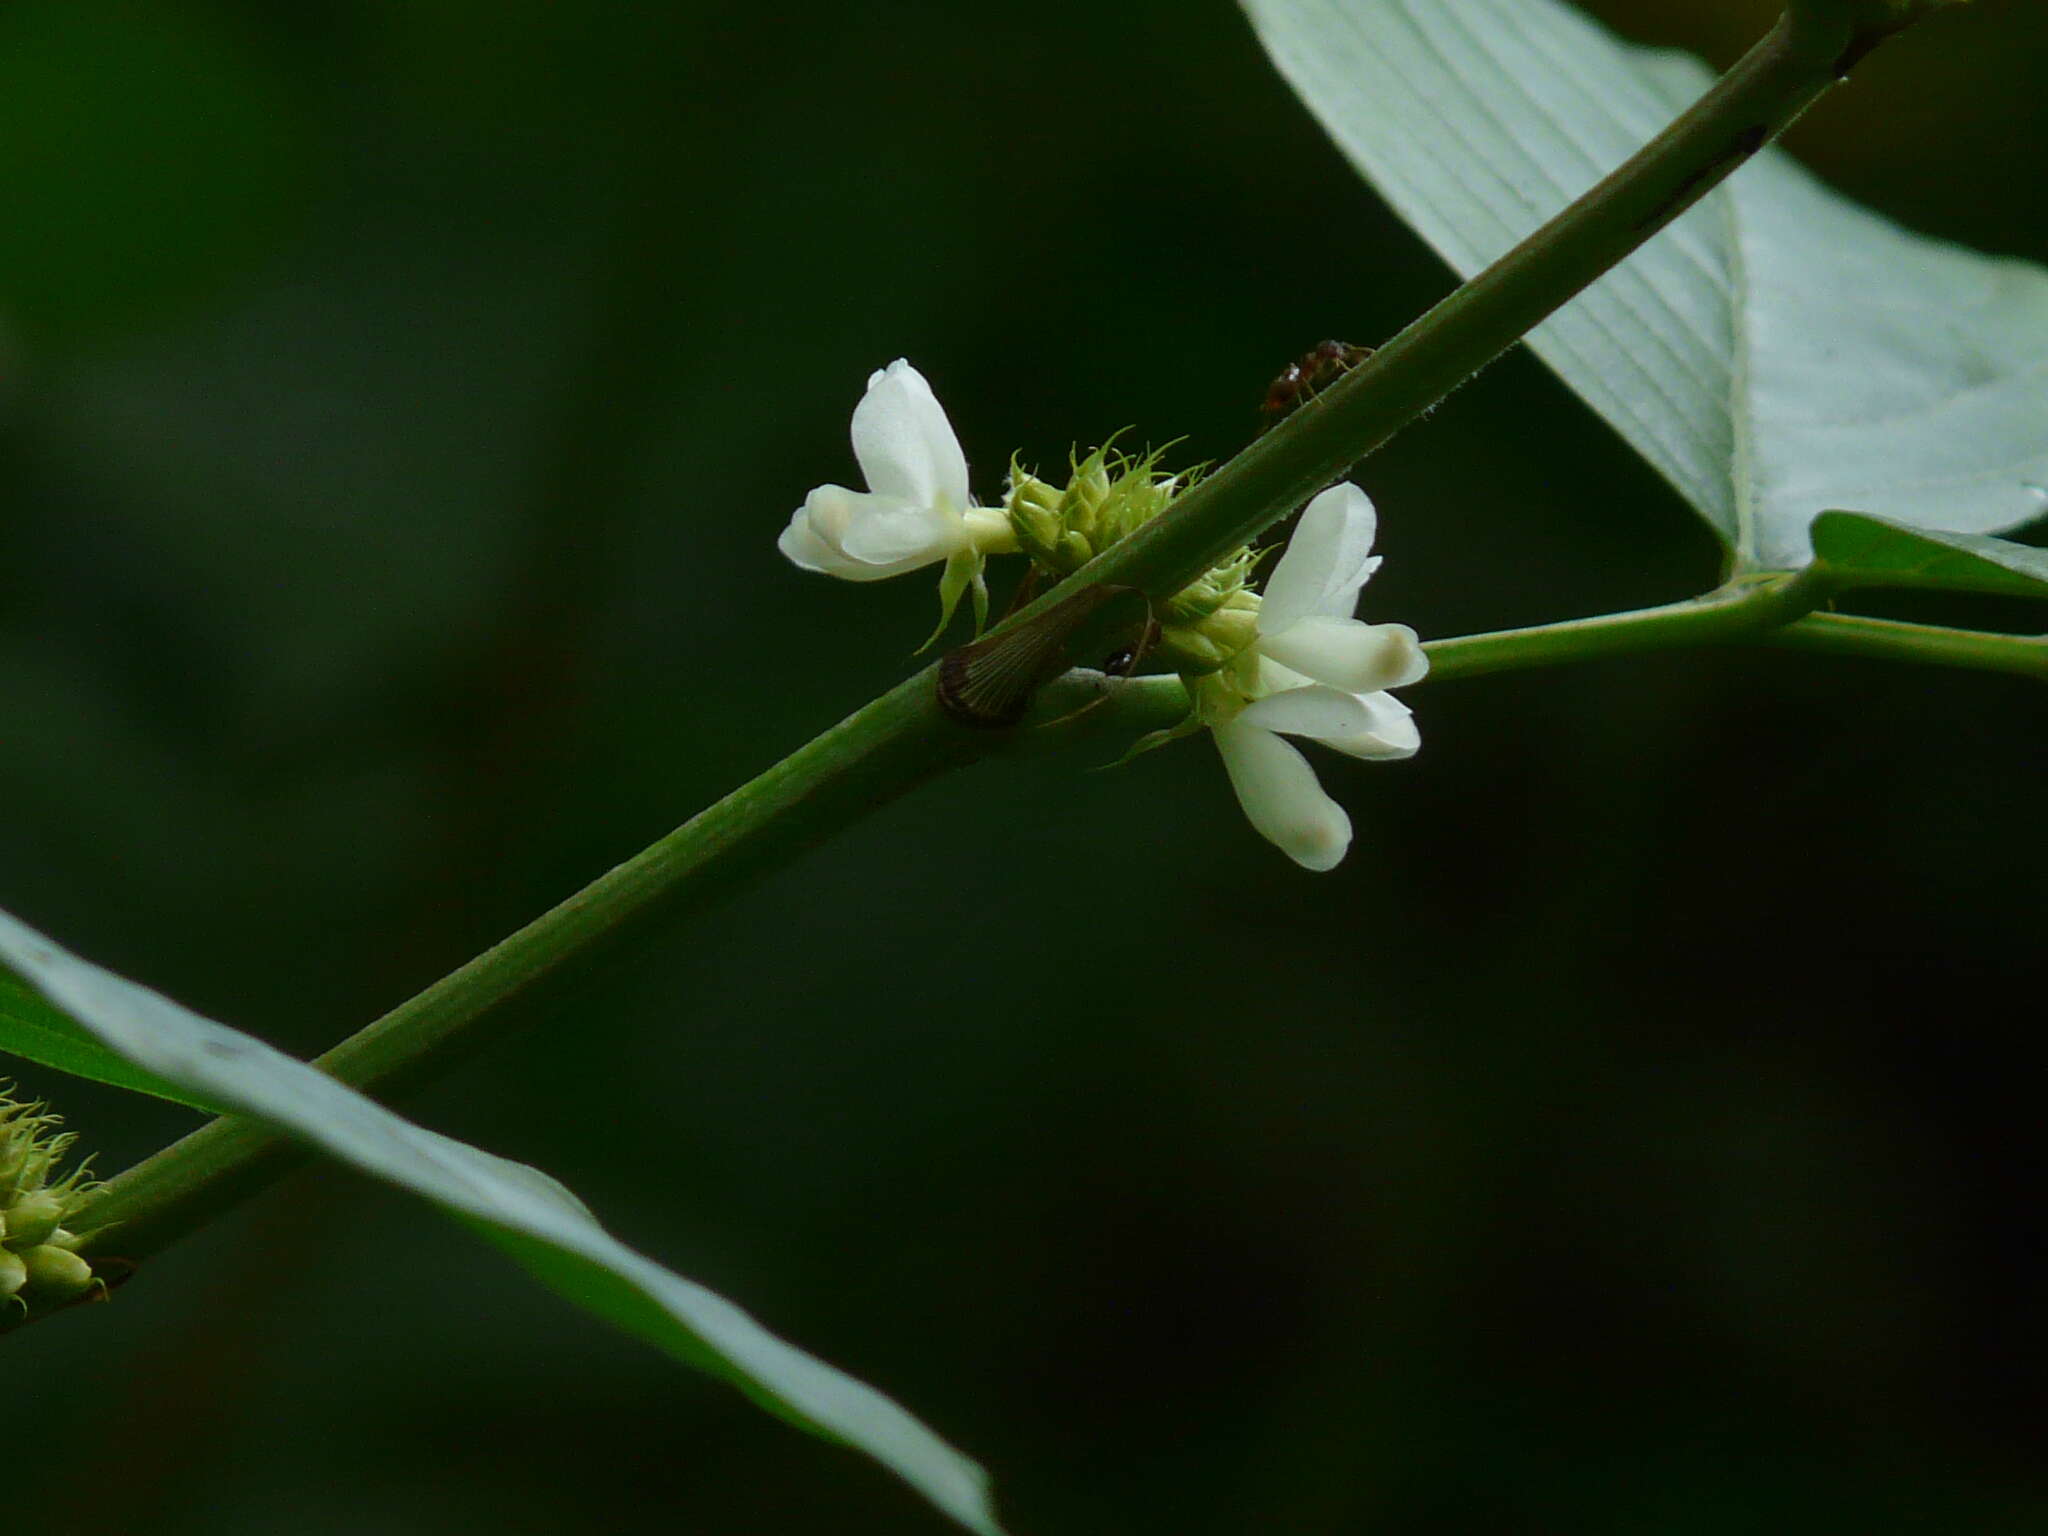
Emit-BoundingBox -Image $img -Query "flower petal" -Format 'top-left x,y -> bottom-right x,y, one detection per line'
777,511 -> 843,574
1212,719 -> 1352,872
783,485 -> 955,580
1237,683 -> 1380,740
1258,482 -> 1379,634
838,497 -> 962,567
1319,691 -> 1422,761
1256,656 -> 1315,693
1257,617 -> 1427,693
850,359 -> 970,512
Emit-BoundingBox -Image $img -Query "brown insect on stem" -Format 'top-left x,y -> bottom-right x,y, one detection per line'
1257,339 -> 1375,434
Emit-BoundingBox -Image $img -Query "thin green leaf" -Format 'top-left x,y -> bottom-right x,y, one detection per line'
1811,511 -> 2048,601
0,972 -> 226,1112
1241,0 -> 2048,570
0,908 -> 1002,1536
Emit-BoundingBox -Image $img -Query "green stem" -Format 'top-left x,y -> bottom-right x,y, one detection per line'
1009,569 -> 1848,738
75,675 -> 988,1257
1764,612 -> 2048,678
1012,574 -> 2045,745
1421,568 -> 1838,684
69,7 -> 1906,1263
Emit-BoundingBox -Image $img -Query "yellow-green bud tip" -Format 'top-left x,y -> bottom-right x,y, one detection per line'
19,1245 -> 93,1301
2,1191 -> 64,1250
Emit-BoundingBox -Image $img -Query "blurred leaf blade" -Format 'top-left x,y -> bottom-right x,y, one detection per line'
1812,511 -> 2048,600
1240,0 -> 2048,570
1,972 -> 226,1112
0,908 -> 1002,1536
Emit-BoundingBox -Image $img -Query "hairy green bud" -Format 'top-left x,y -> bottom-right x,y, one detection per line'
999,440 -> 1275,678
4,1191 -> 64,1250
19,1244 -> 93,1300
0,1083 -> 102,1318
1161,545 -> 1262,626
1156,590 -> 1262,674
1003,442 -> 1193,577
1003,467 -> 1064,559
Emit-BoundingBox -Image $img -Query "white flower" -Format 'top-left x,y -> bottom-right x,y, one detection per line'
1203,482 -> 1426,872
779,359 -> 1014,582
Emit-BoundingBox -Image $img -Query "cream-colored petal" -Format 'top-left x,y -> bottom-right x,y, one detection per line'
850,359 -> 970,512
1256,656 -> 1316,694
1213,718 -> 1352,872
1237,684 -> 1379,740
1257,617 -> 1427,693
1319,692 -> 1422,761
1259,483 -> 1379,634
838,498 -> 962,566
777,511 -> 843,574
784,485 -> 953,580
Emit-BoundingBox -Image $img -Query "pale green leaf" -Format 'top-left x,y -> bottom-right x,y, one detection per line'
1,971 -> 226,1112
1241,0 -> 2048,570
1811,510 -> 2048,599
0,908 -> 1001,1536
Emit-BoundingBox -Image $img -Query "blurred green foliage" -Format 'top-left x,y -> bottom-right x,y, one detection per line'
1,1 -> 2043,1531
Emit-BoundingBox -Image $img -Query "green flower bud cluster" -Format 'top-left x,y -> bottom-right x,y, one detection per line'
1004,442 -> 1191,578
1002,443 -> 1264,675
1154,550 -> 1264,675
0,1087 -> 100,1317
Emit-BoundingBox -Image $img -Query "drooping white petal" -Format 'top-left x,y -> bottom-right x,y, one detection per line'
1238,683 -> 1381,740
781,485 -> 956,581
1257,617 -> 1427,694
1212,718 -> 1352,872
837,497 -> 963,566
776,511 -> 842,574
849,359 -> 970,512
1319,691 -> 1422,761
1258,482 -> 1380,634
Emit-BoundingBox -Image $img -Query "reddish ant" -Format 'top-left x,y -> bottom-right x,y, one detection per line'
1258,339 -> 1374,433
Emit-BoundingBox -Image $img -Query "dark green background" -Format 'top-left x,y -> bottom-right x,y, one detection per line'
3,2 -> 2044,1530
